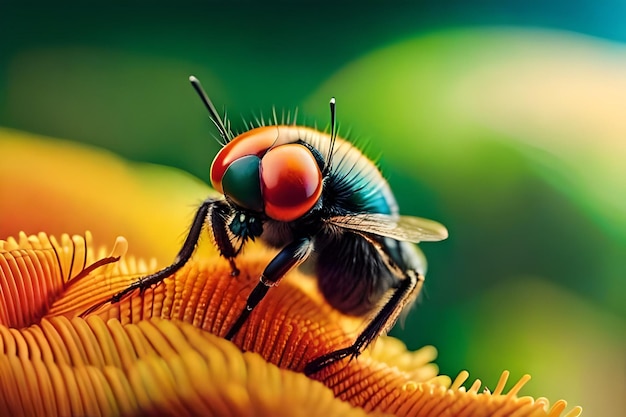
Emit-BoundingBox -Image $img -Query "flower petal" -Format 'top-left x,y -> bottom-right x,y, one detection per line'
0,231 -> 129,328
1,315 -> 379,417
1,232 -> 581,416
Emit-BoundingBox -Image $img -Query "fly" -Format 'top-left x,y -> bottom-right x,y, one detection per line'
82,76 -> 448,376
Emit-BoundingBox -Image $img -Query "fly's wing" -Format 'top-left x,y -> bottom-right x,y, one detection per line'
328,213 -> 448,243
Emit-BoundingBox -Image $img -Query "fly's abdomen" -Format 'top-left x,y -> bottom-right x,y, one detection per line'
316,232 -> 400,316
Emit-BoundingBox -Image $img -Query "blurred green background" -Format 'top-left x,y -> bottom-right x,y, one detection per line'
2,1 -> 625,415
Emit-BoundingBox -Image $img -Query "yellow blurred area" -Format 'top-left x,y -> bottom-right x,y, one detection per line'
0,128 -> 214,263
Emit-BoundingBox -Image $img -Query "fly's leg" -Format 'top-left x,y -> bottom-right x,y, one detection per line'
80,197 -> 230,316
209,200 -> 242,276
224,237 -> 313,340
303,269 -> 423,376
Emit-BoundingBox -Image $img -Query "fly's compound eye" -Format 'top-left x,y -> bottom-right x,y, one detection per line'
260,144 -> 323,222
221,155 -> 264,212
210,130 -> 276,193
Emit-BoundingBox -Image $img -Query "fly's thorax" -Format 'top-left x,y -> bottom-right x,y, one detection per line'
300,129 -> 399,218
259,218 -> 295,248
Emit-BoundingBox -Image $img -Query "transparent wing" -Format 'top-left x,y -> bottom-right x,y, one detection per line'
328,213 -> 448,243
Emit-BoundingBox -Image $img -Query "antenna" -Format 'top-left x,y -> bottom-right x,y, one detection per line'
189,75 -> 232,143
324,97 -> 337,175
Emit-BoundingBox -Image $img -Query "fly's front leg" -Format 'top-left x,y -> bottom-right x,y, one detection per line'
304,269 -> 424,376
224,237 -> 314,340
209,199 -> 242,276
80,197 -> 222,316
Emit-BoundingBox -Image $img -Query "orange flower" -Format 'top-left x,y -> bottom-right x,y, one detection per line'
0,129 -> 582,416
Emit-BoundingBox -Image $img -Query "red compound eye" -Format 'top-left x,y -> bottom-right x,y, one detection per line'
260,144 -> 323,222
210,128 -> 277,193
